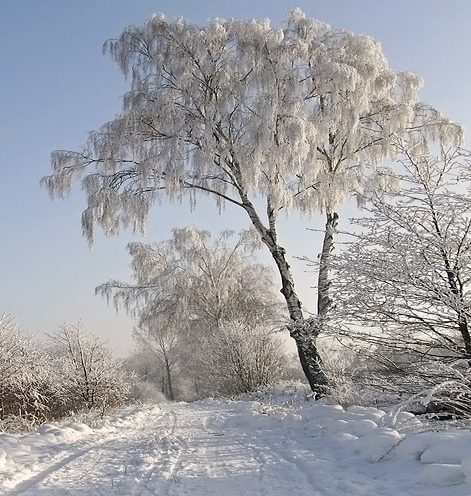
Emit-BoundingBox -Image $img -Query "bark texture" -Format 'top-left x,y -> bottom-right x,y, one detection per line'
317,212 -> 339,318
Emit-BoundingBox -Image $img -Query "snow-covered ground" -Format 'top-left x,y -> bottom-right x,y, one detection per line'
1,384 -> 471,495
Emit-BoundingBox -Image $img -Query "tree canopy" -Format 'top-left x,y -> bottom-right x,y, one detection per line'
97,227 -> 279,330
43,9 -> 456,241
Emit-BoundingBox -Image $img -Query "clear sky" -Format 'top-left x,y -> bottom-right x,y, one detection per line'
1,0 -> 470,356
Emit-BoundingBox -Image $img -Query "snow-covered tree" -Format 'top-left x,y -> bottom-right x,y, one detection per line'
50,323 -> 130,412
97,227 -> 283,398
132,320 -> 180,400
42,9 -> 460,394
0,314 -> 56,424
197,322 -> 287,397
98,228 -> 280,328
332,144 -> 471,397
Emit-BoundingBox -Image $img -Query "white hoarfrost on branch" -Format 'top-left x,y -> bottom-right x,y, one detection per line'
49,323 -> 130,413
0,314 -> 58,425
331,143 -> 471,411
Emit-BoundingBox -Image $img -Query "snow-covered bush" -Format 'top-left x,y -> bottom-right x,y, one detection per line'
127,380 -> 167,404
0,314 -> 61,427
49,323 -> 131,414
319,337 -> 471,416
382,361 -> 471,418
196,323 -> 288,397
318,347 -> 363,407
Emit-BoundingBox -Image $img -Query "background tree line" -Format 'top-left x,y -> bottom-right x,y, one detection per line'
0,230 -> 294,428
98,227 -> 290,400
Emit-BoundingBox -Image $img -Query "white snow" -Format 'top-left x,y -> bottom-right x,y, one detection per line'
1,384 -> 471,495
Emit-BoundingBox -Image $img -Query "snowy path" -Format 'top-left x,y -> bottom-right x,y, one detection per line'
2,390 -> 471,495
3,402 -> 329,495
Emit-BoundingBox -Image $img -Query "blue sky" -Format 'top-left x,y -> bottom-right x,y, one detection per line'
1,1 -> 470,356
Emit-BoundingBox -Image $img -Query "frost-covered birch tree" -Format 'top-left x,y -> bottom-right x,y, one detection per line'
97,227 -> 282,397
332,143 -> 471,393
42,9 -> 459,394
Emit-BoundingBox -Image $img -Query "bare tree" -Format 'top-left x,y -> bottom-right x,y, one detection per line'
50,323 -> 130,412
332,143 -> 471,405
197,322 -> 288,397
42,9 -> 459,394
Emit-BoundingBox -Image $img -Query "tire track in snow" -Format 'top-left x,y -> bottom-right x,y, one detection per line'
2,401 -> 363,496
2,406 -> 168,496
3,443 -> 107,496
162,402 -> 267,496
206,405 -> 328,495
146,401 -> 329,496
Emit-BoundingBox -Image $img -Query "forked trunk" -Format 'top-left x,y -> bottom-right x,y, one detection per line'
270,245 -> 329,397
239,193 -> 329,395
289,210 -> 338,396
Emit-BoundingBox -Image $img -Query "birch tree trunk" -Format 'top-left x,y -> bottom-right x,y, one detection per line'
240,195 -> 329,396
317,212 -> 339,318
270,244 -> 329,395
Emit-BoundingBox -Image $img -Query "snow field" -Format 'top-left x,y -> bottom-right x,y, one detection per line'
300,402 -> 471,485
0,386 -> 471,495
